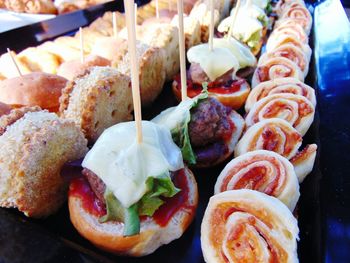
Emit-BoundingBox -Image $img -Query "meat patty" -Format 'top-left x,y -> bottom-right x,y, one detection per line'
188,63 -> 234,85
194,141 -> 229,165
189,97 -> 232,147
82,168 -> 106,204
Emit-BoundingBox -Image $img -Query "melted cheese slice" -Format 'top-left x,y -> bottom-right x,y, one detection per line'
218,14 -> 263,42
213,37 -> 257,68
230,2 -> 268,26
82,121 -> 184,208
187,44 -> 239,81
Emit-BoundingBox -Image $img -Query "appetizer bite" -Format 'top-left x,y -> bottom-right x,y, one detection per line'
59,66 -> 133,143
201,189 -> 299,263
172,43 -> 251,109
153,92 -> 245,167
171,14 -> 202,50
0,72 -> 67,112
68,121 -> 198,256
0,107 -> 87,217
214,150 -> 300,210
0,103 -> 11,117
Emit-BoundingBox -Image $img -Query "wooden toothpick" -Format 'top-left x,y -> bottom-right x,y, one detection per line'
6,48 -> 22,76
79,27 -> 84,63
177,0 -> 187,101
125,0 -> 143,143
135,3 -> 138,26
228,0 -> 241,37
112,12 -> 118,38
156,0 -> 160,19
209,0 -> 214,51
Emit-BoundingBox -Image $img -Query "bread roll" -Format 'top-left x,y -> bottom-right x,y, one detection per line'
59,66 -> 133,143
171,14 -> 201,50
0,108 -> 87,217
0,51 -> 32,79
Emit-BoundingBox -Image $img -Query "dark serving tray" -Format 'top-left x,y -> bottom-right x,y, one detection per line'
0,0 -> 350,262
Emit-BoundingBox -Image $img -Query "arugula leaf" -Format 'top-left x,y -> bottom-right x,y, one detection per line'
99,175 -> 180,235
99,190 -> 140,236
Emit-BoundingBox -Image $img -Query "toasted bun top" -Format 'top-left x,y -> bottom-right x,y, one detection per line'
0,72 -> 67,111
91,37 -> 125,60
57,55 -> 111,80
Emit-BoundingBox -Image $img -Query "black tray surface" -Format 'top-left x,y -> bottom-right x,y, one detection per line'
0,0 -> 350,262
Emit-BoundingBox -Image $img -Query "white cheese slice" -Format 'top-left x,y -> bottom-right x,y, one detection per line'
187,44 -> 240,81
213,37 -> 257,68
82,121 -> 184,208
231,2 -> 268,26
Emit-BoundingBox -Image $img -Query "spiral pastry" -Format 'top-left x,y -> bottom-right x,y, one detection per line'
275,0 -> 306,17
259,44 -> 310,77
235,118 -> 302,160
271,23 -> 308,45
252,57 -> 304,88
279,5 -> 312,35
290,144 -> 317,182
245,93 -> 315,136
245,78 -> 316,112
214,150 -> 300,210
201,189 -> 299,263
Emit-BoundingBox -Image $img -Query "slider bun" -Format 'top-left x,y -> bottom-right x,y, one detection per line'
91,37 -> 125,60
0,72 -> 67,112
0,108 -> 88,217
57,55 -> 111,81
68,166 -> 198,256
194,110 -> 245,168
0,102 -> 11,117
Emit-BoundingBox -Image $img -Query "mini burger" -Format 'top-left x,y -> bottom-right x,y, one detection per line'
0,72 -> 67,112
172,43 -> 252,109
68,121 -> 198,256
152,92 -> 245,167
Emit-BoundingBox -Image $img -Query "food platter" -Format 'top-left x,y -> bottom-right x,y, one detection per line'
0,0 -> 349,262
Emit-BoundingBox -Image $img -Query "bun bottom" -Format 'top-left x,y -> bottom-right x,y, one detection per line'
194,110 -> 245,168
68,167 -> 198,257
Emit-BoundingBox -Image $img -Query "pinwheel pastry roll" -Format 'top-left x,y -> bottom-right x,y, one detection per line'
266,33 -> 312,60
245,77 -> 316,112
189,3 -> 220,42
274,0 -> 306,17
259,44 -> 310,77
214,150 -> 300,210
235,118 -> 302,160
201,189 -> 299,263
252,57 -> 304,88
245,93 -> 315,136
59,67 -> 133,143
274,18 -> 309,41
112,40 -> 166,106
290,144 -> 317,182
279,4 -> 312,35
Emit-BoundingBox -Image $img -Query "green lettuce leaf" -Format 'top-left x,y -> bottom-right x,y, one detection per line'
266,2 -> 273,15
99,175 -> 180,236
171,90 -> 208,165
247,30 -> 262,51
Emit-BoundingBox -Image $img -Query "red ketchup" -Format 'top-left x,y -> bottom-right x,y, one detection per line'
69,169 -> 191,227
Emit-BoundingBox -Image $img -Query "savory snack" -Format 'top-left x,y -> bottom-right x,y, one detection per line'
273,20 -> 309,44
214,150 -> 300,210
0,107 -> 87,217
235,118 -> 317,181
201,189 -> 299,263
251,57 -> 304,88
171,14 -> 201,50
277,2 -> 312,34
91,37 -> 125,60
89,11 -> 125,37
172,44 -> 251,109
38,38 -> 84,62
0,51 -> 32,79
112,40 -> 166,106
245,93 -> 315,136
59,66 -> 133,143
0,103 -> 11,117
57,55 -> 111,80
0,72 -> 67,112
245,77 -> 316,112
258,43 -> 310,77
69,121 -> 198,256
3,0 -> 57,14
153,93 -> 245,167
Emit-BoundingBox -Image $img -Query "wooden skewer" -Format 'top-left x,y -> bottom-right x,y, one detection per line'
135,3 -> 138,26
228,0 -> 241,37
112,12 -> 118,38
79,27 -> 85,64
177,0 -> 187,101
155,0 -> 160,19
209,0 -> 214,51
168,0 -> 172,11
124,0 -> 143,143
6,48 -> 22,76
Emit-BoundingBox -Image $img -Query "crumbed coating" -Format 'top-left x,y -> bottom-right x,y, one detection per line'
0,106 -> 41,136
0,111 -> 88,217
139,23 -> 179,81
112,41 -> 166,106
59,66 -> 133,143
